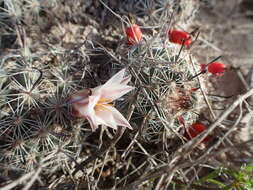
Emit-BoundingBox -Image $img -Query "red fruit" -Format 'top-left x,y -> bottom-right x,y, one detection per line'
168,29 -> 192,47
184,123 -> 210,143
125,24 -> 142,45
200,62 -> 226,76
207,62 -> 226,76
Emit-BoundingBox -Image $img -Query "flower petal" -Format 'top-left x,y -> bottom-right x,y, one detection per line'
91,68 -> 134,101
70,68 -> 134,132
104,69 -> 126,86
74,95 -> 101,131
120,75 -> 131,85
86,114 -> 99,131
100,85 -> 134,101
68,89 -> 91,104
95,108 -> 118,130
96,105 -> 132,129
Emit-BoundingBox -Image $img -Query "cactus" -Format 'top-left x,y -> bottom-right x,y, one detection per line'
0,0 -> 213,189
115,34 -> 203,145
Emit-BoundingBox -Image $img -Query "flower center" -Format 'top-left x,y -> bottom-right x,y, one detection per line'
94,98 -> 113,111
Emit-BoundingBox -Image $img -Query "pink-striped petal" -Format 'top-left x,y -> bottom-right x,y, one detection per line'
96,105 -> 132,129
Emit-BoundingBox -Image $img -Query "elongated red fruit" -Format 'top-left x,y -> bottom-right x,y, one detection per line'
125,24 -> 142,45
201,62 -> 226,76
168,29 -> 192,47
207,62 -> 226,76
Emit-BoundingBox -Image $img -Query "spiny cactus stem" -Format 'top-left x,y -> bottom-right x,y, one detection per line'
121,109 -> 152,160
29,68 -> 43,92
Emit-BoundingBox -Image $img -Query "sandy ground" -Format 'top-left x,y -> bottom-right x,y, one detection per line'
197,0 -> 253,66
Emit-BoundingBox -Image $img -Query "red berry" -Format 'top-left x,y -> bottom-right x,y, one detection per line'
125,24 -> 142,45
168,30 -> 192,47
200,62 -> 226,76
184,123 -> 210,143
207,62 -> 226,76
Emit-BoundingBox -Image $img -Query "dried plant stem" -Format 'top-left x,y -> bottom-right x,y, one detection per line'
208,138 -> 253,158
135,140 -> 158,166
154,175 -> 165,190
22,167 -> 42,190
122,111 -> 158,166
1,171 -> 35,190
172,139 -> 253,173
116,161 -> 147,186
120,163 -> 179,190
72,126 -> 125,176
175,87 -> 253,158
95,151 -> 109,188
198,37 -> 223,52
185,102 -> 244,173
1,162 -> 48,190
172,179 -> 220,190
237,68 -> 250,90
121,130 -> 140,159
224,56 -> 250,91
99,0 -> 128,25
190,55 -> 237,148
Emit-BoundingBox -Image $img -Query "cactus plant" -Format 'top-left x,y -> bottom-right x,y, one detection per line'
1,0 -> 235,189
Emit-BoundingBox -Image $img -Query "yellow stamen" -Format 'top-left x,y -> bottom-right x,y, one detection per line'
94,98 -> 113,111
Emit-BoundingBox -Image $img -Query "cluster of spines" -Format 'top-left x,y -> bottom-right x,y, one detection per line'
121,35 -> 201,141
0,50 -> 86,170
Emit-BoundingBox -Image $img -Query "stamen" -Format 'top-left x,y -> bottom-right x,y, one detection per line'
94,98 -> 113,111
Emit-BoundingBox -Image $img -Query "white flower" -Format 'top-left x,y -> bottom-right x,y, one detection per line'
69,69 -> 134,131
